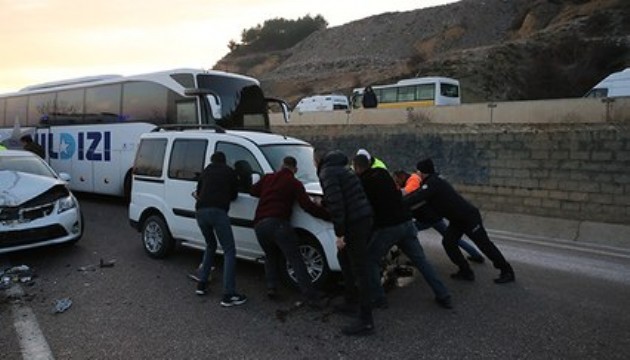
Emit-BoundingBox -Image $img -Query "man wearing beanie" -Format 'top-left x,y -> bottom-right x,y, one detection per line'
404,158 -> 515,284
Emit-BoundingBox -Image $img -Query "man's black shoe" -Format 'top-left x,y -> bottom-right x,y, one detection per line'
494,271 -> 515,284
196,282 -> 208,296
435,296 -> 453,309
467,255 -> 485,264
450,269 -> 475,281
341,321 -> 374,336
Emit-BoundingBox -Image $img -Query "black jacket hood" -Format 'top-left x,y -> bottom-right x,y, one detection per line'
320,150 -> 348,170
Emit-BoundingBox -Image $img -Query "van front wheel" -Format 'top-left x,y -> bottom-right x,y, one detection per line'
283,235 -> 331,289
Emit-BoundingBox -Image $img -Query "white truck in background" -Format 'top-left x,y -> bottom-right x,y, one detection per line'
293,94 -> 349,113
584,68 -> 630,98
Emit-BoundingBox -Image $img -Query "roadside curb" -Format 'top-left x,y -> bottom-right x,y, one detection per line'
483,210 -> 630,252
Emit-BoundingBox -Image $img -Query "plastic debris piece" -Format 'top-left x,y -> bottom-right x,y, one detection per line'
0,276 -> 11,290
3,265 -> 34,284
99,258 -> 116,268
53,298 -> 73,313
77,264 -> 97,272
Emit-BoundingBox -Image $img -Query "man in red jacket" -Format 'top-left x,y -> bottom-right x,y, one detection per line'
250,156 -> 329,305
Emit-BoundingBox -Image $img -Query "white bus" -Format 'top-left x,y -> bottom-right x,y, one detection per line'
0,68 -> 288,197
351,76 -> 461,109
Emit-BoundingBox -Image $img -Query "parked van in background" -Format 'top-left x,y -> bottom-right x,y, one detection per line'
584,68 -> 630,98
293,94 -> 349,113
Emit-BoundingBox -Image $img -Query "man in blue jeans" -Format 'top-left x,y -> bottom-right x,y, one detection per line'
352,154 -> 452,310
194,151 -> 247,307
250,156 -> 330,306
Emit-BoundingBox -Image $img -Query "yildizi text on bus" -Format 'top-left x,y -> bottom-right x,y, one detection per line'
0,69 -> 289,197
351,77 -> 461,109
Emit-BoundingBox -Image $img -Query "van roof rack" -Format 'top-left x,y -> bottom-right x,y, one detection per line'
151,124 -> 226,133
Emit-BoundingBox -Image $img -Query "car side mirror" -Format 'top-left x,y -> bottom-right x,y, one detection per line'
251,173 -> 261,185
59,172 -> 71,182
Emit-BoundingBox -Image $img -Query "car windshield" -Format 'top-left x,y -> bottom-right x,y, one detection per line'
0,155 -> 57,178
260,144 -> 319,184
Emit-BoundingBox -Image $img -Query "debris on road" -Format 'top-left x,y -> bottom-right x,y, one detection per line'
77,258 -> 117,272
99,258 -> 116,268
53,298 -> 73,313
0,265 -> 35,289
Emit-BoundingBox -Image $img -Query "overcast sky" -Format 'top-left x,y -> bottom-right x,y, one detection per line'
0,0 -> 459,93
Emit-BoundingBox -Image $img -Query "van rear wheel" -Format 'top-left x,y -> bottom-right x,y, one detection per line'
141,215 -> 174,258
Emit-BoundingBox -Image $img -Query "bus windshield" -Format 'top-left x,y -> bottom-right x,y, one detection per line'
259,144 -> 319,184
196,74 -> 268,129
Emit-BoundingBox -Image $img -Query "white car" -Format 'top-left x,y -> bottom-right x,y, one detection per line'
128,127 -> 339,288
0,150 -> 83,253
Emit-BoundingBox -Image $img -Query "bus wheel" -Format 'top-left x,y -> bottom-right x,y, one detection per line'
141,215 -> 174,258
282,234 -> 331,290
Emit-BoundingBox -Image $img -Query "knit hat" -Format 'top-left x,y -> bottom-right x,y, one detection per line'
416,158 -> 435,174
356,148 -> 371,161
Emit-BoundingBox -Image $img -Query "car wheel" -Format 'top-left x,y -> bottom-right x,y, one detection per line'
283,235 -> 331,289
141,215 -> 174,258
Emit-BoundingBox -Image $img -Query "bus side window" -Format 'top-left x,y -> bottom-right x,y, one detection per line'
175,100 -> 197,124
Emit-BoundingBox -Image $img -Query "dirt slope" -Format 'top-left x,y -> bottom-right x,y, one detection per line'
214,0 -> 630,105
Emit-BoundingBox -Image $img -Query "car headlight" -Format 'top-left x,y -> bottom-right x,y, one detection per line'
57,195 -> 77,213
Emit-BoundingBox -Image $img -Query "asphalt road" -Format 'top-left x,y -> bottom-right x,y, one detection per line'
1,194 -> 629,359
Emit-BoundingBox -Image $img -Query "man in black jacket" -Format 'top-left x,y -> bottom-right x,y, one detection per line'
353,155 -> 452,309
315,149 -> 374,336
193,151 -> 247,306
403,158 -> 515,284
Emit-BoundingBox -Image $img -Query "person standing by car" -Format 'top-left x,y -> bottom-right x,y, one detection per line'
393,169 -> 485,264
362,86 -> 378,109
193,151 -> 247,307
353,155 -> 452,310
403,158 -> 515,284
315,149 -> 375,336
20,134 -> 45,158
250,156 -> 330,306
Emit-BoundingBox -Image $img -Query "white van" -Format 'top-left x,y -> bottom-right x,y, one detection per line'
584,68 -> 630,98
128,126 -> 338,288
293,94 -> 349,113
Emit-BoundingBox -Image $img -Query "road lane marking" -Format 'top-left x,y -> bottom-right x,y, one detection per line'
1,257 -> 55,360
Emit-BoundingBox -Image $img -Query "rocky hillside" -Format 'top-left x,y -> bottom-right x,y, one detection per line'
214,0 -> 630,105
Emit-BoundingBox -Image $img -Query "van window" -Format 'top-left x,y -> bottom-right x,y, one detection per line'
584,88 -> 608,98
440,83 -> 459,97
216,142 -> 262,193
134,139 -> 167,177
168,139 -> 207,180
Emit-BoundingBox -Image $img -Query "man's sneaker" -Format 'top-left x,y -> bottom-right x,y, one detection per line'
467,255 -> 485,264
450,269 -> 475,281
341,320 -> 375,336
196,282 -> 208,296
220,293 -> 248,307
435,295 -> 453,309
494,271 -> 515,284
